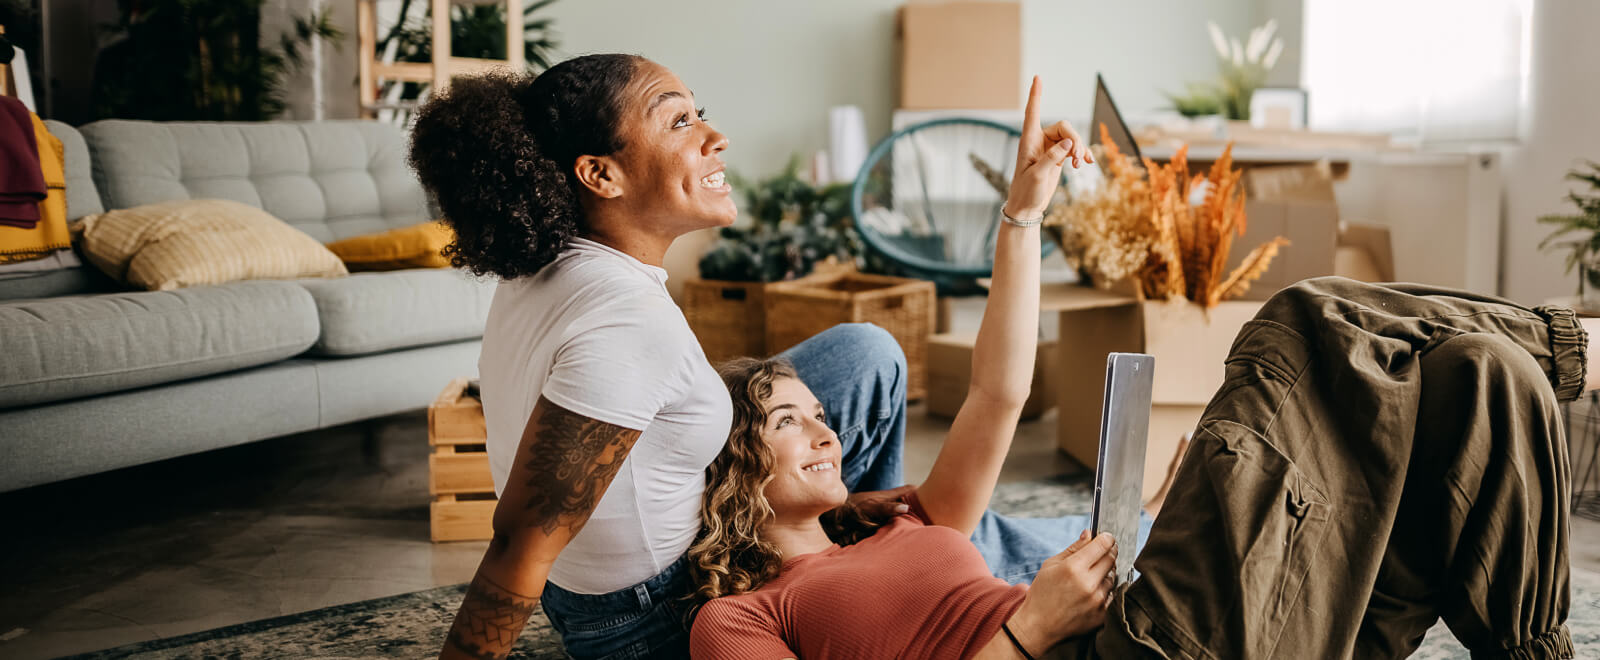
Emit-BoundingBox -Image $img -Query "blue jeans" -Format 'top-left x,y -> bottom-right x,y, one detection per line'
540,323 -> 1150,658
541,555 -> 694,659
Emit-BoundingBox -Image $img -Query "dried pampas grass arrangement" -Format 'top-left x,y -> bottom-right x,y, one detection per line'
1044,124 -> 1288,308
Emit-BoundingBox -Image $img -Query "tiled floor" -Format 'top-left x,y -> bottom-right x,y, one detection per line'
6,391 -> 1600,658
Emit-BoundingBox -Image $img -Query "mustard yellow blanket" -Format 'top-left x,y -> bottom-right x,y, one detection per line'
0,114 -> 70,265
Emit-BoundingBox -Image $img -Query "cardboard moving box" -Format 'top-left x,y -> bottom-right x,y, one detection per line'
1227,162 -> 1398,299
1228,162 -> 1340,301
1045,284 -> 1263,501
898,1 -> 1022,110
1336,222 -> 1395,282
926,333 -> 1055,420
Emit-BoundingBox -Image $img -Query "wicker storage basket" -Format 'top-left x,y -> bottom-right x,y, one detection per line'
764,272 -> 936,401
682,279 -> 769,364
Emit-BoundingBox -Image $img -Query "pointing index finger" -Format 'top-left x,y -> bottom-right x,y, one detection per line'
1020,75 -> 1043,147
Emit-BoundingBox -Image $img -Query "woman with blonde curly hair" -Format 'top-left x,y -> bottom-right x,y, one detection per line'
687,83 -> 1582,660
688,76 -> 1128,658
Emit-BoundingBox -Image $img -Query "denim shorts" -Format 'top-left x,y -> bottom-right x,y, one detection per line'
540,555 -> 695,660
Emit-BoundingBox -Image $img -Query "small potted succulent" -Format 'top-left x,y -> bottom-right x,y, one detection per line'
1166,20 -> 1285,121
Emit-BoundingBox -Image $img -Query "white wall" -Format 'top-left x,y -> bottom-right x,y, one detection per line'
537,0 -> 1267,178
277,1 -> 1272,178
1499,0 -> 1600,304
1259,0 -> 1302,87
267,0 -> 1596,305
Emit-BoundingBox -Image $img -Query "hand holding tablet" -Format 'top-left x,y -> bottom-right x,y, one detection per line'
1090,352 -> 1154,587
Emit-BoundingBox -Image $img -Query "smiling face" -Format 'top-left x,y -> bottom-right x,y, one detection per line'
759,377 -> 848,518
602,60 -> 737,235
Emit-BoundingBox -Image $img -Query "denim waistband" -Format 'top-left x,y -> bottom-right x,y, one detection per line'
541,555 -> 693,616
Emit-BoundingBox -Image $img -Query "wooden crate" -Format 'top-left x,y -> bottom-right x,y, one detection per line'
428,377 -> 496,542
431,493 -> 498,543
682,279 -> 768,364
765,272 -> 936,401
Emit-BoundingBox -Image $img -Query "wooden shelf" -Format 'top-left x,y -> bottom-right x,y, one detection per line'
357,0 -> 525,119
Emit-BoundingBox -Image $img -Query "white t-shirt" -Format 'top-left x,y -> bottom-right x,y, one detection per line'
478,237 -> 732,594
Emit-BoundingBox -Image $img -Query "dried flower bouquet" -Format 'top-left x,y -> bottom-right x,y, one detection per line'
1043,124 -> 1288,308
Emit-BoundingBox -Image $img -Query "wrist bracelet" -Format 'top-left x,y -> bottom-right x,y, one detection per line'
1000,621 -> 1038,660
1001,208 -> 1044,228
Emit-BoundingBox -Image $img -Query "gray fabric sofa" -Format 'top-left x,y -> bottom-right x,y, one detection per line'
0,120 -> 494,492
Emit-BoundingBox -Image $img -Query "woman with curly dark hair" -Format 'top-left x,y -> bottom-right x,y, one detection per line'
412,53 -> 1150,659
411,55 -> 938,660
411,54 -> 1583,660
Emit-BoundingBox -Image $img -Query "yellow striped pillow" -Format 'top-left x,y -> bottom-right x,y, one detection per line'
73,199 -> 347,291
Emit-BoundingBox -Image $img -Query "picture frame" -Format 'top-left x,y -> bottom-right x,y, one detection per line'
1250,87 -> 1308,130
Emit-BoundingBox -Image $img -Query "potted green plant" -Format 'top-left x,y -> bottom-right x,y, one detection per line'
696,156 -> 862,283
685,156 -> 866,362
1538,161 -> 1600,308
1165,20 -> 1284,121
92,0 -> 342,121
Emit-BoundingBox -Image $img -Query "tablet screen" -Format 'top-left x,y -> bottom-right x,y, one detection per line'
1090,352 -> 1154,586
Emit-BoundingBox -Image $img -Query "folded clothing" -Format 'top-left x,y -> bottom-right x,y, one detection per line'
0,249 -> 81,275
0,96 -> 43,227
0,112 -> 69,265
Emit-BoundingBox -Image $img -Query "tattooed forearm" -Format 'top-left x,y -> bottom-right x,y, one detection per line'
519,397 -> 643,535
441,574 -> 540,660
437,399 -> 640,658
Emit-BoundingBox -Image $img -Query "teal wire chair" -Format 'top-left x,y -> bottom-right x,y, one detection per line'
849,117 -> 1058,295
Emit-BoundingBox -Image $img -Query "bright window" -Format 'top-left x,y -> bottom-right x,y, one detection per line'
1301,0 -> 1531,142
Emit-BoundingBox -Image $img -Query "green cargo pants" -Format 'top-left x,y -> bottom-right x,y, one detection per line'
1085,277 -> 1585,659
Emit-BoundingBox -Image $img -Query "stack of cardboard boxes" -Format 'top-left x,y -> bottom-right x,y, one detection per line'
897,2 -> 1395,493
1052,164 -> 1392,499
1229,161 -> 1394,299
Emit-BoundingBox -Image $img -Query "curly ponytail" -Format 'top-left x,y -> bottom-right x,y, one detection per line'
407,54 -> 643,280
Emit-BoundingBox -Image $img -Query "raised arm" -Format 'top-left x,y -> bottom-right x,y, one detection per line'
439,396 -> 641,660
916,76 -> 1091,535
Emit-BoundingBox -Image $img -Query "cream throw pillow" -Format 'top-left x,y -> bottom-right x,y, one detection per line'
74,199 -> 348,291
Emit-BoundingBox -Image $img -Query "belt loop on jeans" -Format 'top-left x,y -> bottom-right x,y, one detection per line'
634,583 -> 652,610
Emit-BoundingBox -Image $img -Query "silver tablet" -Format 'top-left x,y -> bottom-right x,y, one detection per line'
1090,352 -> 1154,586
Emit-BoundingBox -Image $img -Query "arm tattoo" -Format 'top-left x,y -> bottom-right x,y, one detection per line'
443,574 -> 539,660
519,399 -> 642,535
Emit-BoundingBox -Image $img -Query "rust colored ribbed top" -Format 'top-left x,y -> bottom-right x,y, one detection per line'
690,493 -> 1029,659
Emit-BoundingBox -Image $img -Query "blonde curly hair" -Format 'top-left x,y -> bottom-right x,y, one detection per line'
686,357 -> 888,608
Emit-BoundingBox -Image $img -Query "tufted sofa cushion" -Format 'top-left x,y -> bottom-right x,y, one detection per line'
295,268 -> 495,357
43,120 -> 104,222
0,280 -> 320,408
78,120 -> 432,243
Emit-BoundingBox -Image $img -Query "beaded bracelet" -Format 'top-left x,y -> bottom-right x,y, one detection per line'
1001,208 -> 1044,228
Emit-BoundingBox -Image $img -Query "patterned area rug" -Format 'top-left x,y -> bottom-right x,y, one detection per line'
68,475 -> 1599,659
